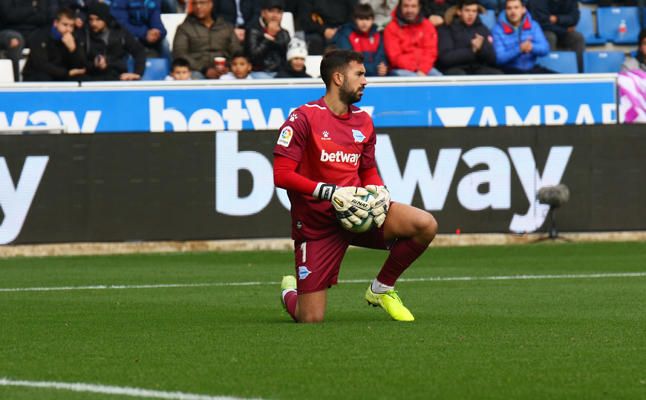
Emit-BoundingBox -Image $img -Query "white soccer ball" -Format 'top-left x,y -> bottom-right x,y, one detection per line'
345,193 -> 375,233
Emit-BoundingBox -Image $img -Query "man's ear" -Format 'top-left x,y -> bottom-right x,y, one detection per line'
332,70 -> 344,87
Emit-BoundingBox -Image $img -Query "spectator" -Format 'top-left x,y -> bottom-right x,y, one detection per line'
246,0 -> 290,78
528,0 -> 584,72
22,8 -> 87,81
76,2 -> 146,80
384,0 -> 441,76
0,29 -> 23,81
491,0 -> 552,74
220,52 -> 253,78
426,0 -> 458,27
333,3 -> 387,76
111,0 -> 169,58
622,28 -> 646,72
166,56 -> 192,79
58,0 -> 102,29
213,0 -> 260,42
276,37 -> 311,77
299,0 -> 357,54
437,0 -> 501,74
359,0 -> 398,30
173,0 -> 243,78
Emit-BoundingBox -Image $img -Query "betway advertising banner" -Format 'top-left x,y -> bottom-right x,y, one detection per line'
1,125 -> 644,245
0,78 -> 616,133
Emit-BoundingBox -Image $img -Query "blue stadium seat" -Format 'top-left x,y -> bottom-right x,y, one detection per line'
141,58 -> 170,80
576,8 -> 606,45
583,51 -> 625,73
480,9 -> 496,30
597,7 -> 640,44
537,51 -> 578,73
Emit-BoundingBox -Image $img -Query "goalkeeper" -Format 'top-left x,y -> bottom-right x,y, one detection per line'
273,50 -> 438,323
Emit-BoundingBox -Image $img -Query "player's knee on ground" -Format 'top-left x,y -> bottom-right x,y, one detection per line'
297,309 -> 325,323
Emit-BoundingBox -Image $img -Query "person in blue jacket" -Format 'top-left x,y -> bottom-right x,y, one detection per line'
110,0 -> 168,58
332,3 -> 387,76
491,0 -> 553,74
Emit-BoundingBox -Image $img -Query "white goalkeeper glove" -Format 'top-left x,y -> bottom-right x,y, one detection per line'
313,183 -> 370,230
365,185 -> 390,228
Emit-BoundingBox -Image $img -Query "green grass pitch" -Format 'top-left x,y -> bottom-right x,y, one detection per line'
1,241 -> 646,399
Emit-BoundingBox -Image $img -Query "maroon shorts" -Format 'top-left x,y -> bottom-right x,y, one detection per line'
293,226 -> 391,294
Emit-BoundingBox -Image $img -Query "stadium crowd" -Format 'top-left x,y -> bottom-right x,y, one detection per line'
0,0 -> 644,81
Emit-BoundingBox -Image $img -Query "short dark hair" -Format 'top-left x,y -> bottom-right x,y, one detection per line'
458,0 -> 480,8
320,50 -> 364,88
353,4 -> 374,20
56,7 -> 76,21
172,57 -> 190,70
231,52 -> 250,63
639,28 -> 646,44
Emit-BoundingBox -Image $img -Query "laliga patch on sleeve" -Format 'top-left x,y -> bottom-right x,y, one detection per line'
277,126 -> 294,147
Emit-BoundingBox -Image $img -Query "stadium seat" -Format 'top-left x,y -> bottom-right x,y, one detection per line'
583,50 -> 625,73
0,59 -> 14,82
597,7 -> 640,44
537,51 -> 578,73
161,13 -> 186,50
480,9 -> 496,30
281,11 -> 295,39
305,55 -> 323,78
576,8 -> 606,45
142,58 -> 170,80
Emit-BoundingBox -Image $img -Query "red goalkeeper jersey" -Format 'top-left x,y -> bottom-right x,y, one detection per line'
273,97 -> 378,241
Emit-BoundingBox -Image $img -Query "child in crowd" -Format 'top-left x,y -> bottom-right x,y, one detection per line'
276,38 -> 311,78
220,53 -> 254,80
166,57 -> 192,80
333,4 -> 388,76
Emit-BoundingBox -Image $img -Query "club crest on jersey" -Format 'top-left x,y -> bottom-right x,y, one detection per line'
277,126 -> 294,147
298,266 -> 311,280
352,129 -> 366,143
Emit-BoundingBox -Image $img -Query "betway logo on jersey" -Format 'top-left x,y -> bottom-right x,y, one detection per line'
320,149 -> 361,166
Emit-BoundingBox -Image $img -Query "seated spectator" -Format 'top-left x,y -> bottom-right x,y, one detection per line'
491,0 -> 552,74
246,0 -> 290,78
0,29 -> 23,81
299,0 -> 356,55
528,0 -> 583,72
111,0 -> 169,58
333,3 -> 387,77
276,37 -> 312,77
220,52 -> 253,79
76,2 -> 146,80
59,0 -> 102,29
22,8 -> 87,81
426,0 -> 458,27
622,28 -> 646,72
166,56 -> 192,79
360,0 -> 398,30
384,0 -> 441,76
437,0 -> 501,74
213,0 -> 260,42
173,0 -> 243,79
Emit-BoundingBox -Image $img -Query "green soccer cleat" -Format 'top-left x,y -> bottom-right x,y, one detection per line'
365,286 -> 415,322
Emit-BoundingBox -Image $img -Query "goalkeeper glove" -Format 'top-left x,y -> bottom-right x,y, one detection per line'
365,185 -> 390,228
313,183 -> 370,230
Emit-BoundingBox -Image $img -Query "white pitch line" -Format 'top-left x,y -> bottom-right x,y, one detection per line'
1,272 -> 645,293
0,377 -> 259,400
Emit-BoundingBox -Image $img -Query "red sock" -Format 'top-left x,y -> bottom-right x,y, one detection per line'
282,290 -> 298,321
377,239 -> 428,286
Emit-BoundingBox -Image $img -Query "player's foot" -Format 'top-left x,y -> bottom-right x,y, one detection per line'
280,275 -> 297,308
365,286 -> 415,322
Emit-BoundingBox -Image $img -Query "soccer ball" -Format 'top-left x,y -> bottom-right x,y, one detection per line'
345,193 -> 375,233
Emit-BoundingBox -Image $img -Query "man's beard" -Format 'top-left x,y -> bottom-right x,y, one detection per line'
339,84 -> 362,105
